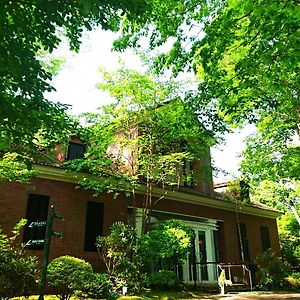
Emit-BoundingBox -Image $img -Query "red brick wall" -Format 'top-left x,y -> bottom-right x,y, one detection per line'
133,194 -> 281,263
0,178 -> 127,272
0,178 -> 280,272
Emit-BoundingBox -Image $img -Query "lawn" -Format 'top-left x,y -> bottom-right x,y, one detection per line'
11,290 -> 209,300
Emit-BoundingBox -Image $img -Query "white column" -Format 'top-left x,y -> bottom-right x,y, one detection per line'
182,259 -> 190,283
195,229 -> 200,283
205,229 -> 217,281
135,208 -> 143,237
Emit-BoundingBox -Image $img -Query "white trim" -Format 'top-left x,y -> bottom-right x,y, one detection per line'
147,187 -> 280,219
182,219 -> 218,284
35,165 -> 281,219
149,208 -> 224,223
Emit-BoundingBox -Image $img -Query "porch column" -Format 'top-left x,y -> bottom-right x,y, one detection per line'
205,229 -> 217,281
135,208 -> 143,237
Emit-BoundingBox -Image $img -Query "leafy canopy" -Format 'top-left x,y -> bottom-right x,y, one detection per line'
67,68 -> 213,194
112,0 -> 300,234
67,68 -> 214,231
0,0 -> 150,152
277,212 -> 300,267
114,0 -> 299,185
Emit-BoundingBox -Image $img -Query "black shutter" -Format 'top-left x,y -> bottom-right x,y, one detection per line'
84,201 -> 104,251
23,194 -> 49,249
67,142 -> 85,160
237,223 -> 250,261
260,226 -> 271,251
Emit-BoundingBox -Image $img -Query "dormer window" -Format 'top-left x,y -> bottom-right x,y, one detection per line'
67,142 -> 85,160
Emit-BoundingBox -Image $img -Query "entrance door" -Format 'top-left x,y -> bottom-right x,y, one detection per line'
182,221 -> 218,284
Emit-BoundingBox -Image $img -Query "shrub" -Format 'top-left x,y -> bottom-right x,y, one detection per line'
0,220 -> 38,300
255,249 -> 289,289
80,272 -> 116,300
285,272 -> 300,290
148,270 -> 178,288
96,222 -> 146,294
47,255 -> 93,300
139,219 -> 194,269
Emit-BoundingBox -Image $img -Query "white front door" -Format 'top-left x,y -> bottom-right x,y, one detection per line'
182,220 -> 218,284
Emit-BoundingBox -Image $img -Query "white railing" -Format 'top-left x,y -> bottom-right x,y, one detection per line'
175,262 -> 253,290
217,263 -> 253,291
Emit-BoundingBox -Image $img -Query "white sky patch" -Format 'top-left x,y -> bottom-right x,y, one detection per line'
212,125 -> 256,183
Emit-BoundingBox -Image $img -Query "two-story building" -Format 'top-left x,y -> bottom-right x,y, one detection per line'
0,134 -> 281,286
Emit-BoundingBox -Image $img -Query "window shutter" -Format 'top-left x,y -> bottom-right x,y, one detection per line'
237,223 -> 250,261
23,194 -> 49,249
260,226 -> 271,251
84,201 -> 104,251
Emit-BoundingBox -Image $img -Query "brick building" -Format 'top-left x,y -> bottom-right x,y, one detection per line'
0,144 -> 281,286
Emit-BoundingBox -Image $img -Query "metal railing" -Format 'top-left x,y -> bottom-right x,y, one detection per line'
217,263 -> 253,291
175,262 -> 253,291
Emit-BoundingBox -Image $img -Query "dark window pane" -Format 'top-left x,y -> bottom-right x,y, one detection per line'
67,142 -> 85,160
260,226 -> 271,251
237,223 -> 250,261
23,194 -> 49,249
188,237 -> 196,281
213,230 -> 219,262
84,201 -> 104,251
198,231 -> 208,280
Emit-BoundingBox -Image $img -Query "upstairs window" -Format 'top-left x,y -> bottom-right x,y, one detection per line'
84,201 -> 104,251
260,226 -> 271,252
23,194 -> 49,249
67,142 -> 85,160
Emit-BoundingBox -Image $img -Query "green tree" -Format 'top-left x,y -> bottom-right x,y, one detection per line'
277,212 -> 300,268
67,68 -> 213,232
116,0 -> 299,132
0,152 -> 37,184
95,222 -> 145,293
0,0 -> 159,184
0,0 -> 152,153
114,0 -> 300,230
251,180 -> 300,267
252,180 -> 300,225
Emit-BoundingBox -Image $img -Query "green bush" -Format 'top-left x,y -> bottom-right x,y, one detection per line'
79,272 -> 116,300
255,249 -> 289,289
139,219 -> 194,269
285,272 -> 300,290
148,270 -> 178,288
47,255 -> 93,300
0,220 -> 38,299
96,222 -> 146,294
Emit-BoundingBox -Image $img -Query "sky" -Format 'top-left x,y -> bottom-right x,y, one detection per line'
46,28 -> 253,183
